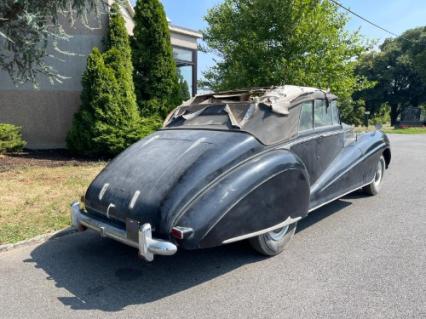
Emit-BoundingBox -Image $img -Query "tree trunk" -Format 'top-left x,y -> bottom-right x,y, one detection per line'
390,103 -> 399,127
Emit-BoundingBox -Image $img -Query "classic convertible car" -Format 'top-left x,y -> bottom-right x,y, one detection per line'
71,85 -> 391,261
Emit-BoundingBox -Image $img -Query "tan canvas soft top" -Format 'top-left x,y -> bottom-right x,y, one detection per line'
178,85 -> 325,115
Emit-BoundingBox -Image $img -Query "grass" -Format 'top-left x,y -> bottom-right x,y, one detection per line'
382,127 -> 426,134
353,125 -> 426,134
0,163 -> 105,244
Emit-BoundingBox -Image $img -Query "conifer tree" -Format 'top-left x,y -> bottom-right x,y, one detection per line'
67,3 -> 143,157
132,0 -> 181,117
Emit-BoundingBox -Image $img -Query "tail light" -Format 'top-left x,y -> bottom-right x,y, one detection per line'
171,226 -> 193,240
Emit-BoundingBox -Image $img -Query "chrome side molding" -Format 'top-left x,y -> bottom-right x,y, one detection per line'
70,202 -> 177,261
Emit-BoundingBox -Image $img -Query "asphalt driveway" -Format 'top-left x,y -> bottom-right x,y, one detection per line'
0,134 -> 425,319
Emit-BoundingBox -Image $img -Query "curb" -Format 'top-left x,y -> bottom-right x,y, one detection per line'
0,227 -> 77,254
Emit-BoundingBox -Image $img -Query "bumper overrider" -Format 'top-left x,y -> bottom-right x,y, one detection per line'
70,202 -> 177,261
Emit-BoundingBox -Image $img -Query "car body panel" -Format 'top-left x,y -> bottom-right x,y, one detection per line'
175,149 -> 310,249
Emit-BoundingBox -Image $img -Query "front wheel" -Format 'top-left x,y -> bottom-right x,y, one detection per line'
249,222 -> 297,256
363,155 -> 385,196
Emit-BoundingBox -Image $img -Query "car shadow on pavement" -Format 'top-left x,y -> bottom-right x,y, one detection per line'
297,198 -> 352,233
26,232 -> 264,312
25,197 -> 353,312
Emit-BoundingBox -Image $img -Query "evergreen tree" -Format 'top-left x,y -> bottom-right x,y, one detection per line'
103,3 -> 139,123
67,3 -> 143,157
132,0 -> 180,117
105,3 -> 132,57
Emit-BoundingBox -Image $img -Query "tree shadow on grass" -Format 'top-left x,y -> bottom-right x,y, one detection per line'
25,197 -> 354,312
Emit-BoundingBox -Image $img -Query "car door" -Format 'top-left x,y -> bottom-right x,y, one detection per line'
312,99 -> 344,182
290,99 -> 343,186
290,100 -> 318,185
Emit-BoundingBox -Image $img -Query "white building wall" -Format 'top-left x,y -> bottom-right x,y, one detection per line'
0,14 -> 108,149
0,4 -> 201,149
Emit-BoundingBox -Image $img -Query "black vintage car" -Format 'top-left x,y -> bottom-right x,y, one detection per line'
71,85 -> 391,261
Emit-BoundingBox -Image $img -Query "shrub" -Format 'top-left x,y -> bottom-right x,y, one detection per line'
67,48 -> 142,157
370,103 -> 391,125
139,116 -> 163,136
67,3 -> 144,157
0,123 -> 26,154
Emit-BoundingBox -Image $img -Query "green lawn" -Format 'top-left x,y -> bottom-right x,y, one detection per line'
354,125 -> 426,134
382,127 -> 426,134
0,161 -> 105,244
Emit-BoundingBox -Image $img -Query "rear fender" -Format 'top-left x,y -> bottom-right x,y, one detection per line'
174,150 -> 310,249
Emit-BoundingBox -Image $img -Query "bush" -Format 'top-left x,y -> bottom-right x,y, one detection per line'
0,123 -> 26,154
67,3 -> 144,157
370,103 -> 391,125
139,116 -> 163,136
67,48 -> 142,157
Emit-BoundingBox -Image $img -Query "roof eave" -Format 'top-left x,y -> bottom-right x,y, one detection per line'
121,0 -> 202,39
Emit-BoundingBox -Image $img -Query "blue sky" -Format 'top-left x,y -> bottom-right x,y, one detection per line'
157,1 -> 426,81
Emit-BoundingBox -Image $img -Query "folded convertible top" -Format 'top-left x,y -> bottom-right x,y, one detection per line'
164,85 -> 337,145
180,85 -> 332,115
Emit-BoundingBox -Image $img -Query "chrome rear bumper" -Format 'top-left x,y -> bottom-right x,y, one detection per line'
70,202 -> 177,261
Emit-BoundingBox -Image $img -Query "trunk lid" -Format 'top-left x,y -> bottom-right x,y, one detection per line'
84,129 -> 263,235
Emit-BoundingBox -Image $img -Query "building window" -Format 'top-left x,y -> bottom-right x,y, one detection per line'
173,47 -> 193,63
173,46 -> 197,97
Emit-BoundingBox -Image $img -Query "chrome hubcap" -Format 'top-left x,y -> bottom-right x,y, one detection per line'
374,159 -> 384,188
268,225 -> 289,241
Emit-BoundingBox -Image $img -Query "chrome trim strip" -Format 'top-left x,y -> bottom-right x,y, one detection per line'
71,202 -> 177,261
222,215 -> 301,244
98,183 -> 109,200
128,190 -> 140,210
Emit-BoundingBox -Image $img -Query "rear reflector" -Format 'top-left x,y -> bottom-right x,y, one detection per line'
171,226 -> 193,240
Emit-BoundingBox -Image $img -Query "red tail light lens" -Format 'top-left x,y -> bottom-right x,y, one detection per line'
171,226 -> 193,239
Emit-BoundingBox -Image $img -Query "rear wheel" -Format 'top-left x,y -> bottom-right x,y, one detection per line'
249,222 -> 297,256
363,155 -> 385,196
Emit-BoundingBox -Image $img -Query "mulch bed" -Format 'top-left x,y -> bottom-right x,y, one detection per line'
0,149 -> 103,172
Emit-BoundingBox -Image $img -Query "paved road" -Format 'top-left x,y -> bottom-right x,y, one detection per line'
0,134 -> 425,319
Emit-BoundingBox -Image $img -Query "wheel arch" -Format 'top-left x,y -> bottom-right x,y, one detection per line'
175,149 -> 310,249
383,148 -> 391,169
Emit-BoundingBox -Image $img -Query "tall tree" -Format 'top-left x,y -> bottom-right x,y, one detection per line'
67,4 -> 142,157
0,0 -> 104,86
131,0 -> 180,118
201,0 -> 371,124
103,3 -> 138,118
355,27 -> 426,125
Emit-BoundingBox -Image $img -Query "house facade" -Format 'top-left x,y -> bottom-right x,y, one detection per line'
0,2 -> 201,149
